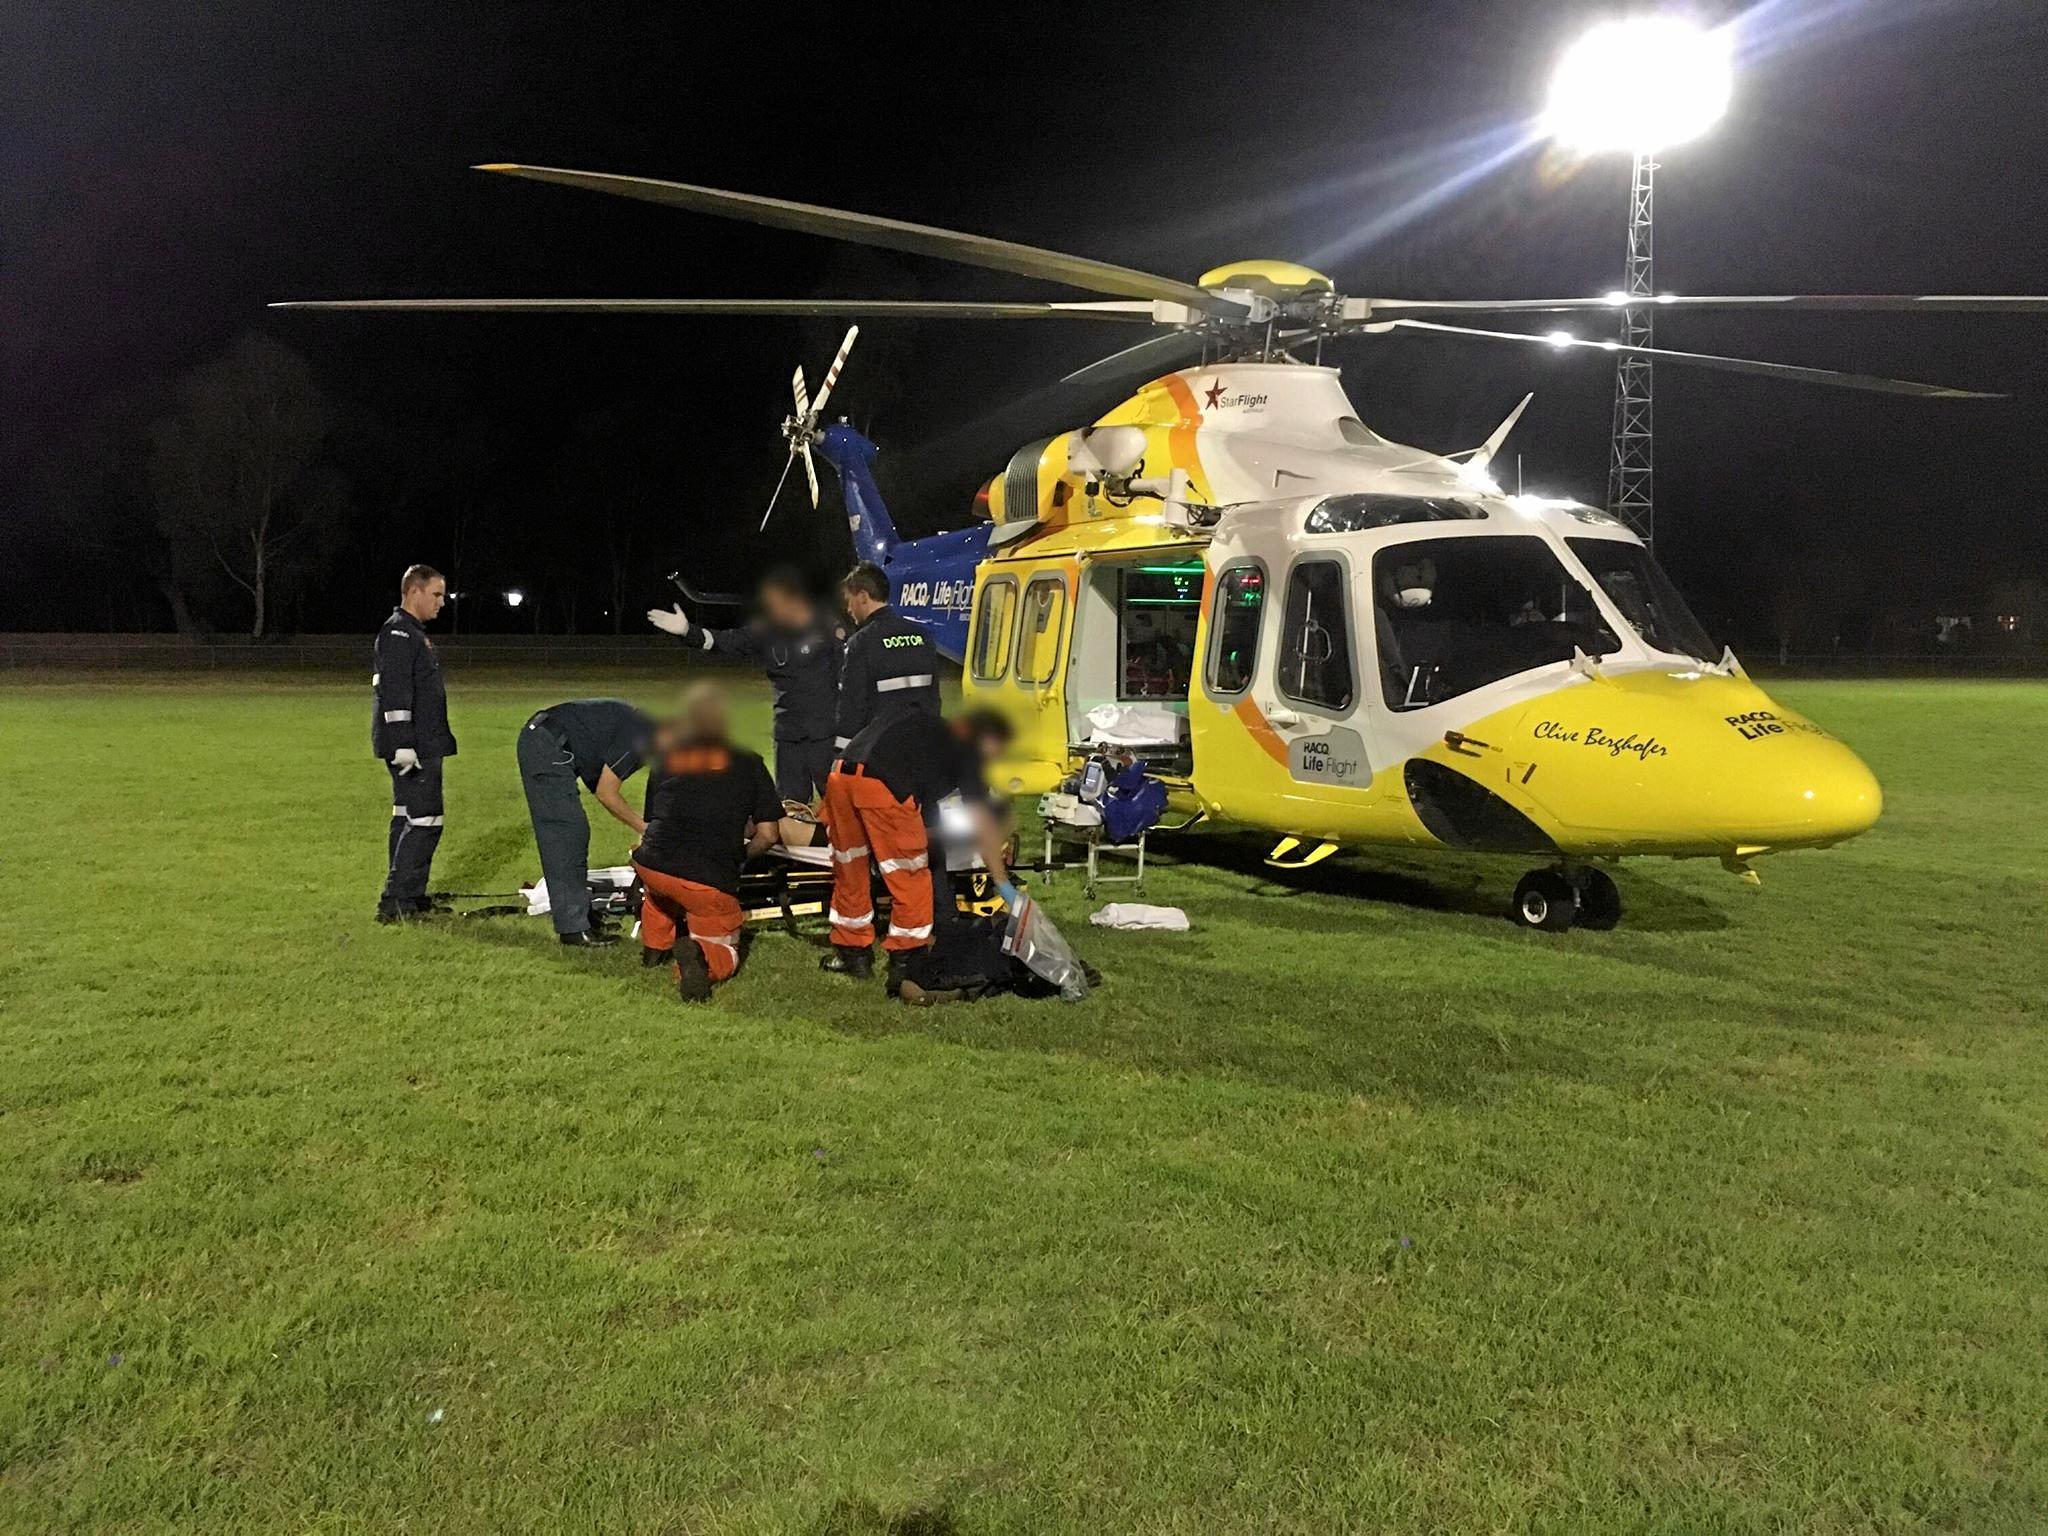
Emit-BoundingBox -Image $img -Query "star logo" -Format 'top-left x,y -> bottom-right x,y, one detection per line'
1202,379 -> 1226,410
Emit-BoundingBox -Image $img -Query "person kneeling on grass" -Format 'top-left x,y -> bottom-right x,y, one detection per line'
632,684 -> 785,1002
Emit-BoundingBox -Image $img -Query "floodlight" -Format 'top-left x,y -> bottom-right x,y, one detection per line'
503,588 -> 526,608
1544,17 -> 1731,154
1545,330 -> 1575,348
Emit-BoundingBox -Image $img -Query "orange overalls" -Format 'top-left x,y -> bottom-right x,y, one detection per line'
633,865 -> 745,981
823,762 -> 934,953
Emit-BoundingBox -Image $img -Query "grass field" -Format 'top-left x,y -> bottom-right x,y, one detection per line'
2,673 -> 2045,1533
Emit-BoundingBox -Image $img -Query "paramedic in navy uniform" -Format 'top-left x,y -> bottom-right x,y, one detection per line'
832,562 -> 939,755
372,565 -> 456,922
646,566 -> 843,804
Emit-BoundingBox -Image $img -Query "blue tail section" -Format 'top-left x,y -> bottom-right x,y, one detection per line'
815,423 -> 991,662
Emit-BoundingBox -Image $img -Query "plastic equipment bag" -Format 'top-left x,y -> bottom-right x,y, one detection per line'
1001,893 -> 1091,1001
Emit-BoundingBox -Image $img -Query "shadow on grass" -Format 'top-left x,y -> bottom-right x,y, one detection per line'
814,1498 -> 962,1536
1151,831 -> 1731,936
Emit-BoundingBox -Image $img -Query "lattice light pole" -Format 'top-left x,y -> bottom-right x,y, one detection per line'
1608,152 -> 1657,541
1546,17 -> 1730,548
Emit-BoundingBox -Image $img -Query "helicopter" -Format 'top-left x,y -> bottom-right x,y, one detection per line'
274,163 -> 2048,930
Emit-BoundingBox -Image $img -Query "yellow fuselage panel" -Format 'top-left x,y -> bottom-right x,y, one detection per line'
1185,667 -> 1881,858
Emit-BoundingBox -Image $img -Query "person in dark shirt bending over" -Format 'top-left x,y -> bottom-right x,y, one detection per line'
633,684 -> 784,1001
517,697 -> 653,947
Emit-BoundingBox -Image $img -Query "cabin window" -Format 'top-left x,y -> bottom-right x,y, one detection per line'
1374,535 -> 1621,711
1567,538 -> 1716,663
969,577 -> 1018,681
1278,559 -> 1356,712
1117,563 -> 1202,700
1205,562 -> 1267,697
1017,574 -> 1066,687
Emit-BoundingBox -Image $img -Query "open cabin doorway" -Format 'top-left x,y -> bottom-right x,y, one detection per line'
1066,554 -> 1206,778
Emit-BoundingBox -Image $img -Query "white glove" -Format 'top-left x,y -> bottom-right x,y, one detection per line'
647,604 -> 691,637
392,746 -> 420,775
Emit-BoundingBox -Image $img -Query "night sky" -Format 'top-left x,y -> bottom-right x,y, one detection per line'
8,0 -> 2048,641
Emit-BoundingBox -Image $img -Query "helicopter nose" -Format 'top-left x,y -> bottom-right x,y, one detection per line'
1744,729 -> 1883,847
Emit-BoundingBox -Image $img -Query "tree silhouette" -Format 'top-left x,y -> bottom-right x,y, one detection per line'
147,332 -> 346,636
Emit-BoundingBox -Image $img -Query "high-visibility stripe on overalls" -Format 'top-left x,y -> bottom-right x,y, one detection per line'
633,863 -> 745,982
822,764 -> 933,953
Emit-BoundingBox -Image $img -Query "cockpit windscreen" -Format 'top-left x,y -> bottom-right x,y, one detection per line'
1567,539 -> 1717,663
1375,536 -> 1620,710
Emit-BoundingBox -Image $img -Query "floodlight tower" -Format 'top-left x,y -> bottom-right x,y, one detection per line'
1546,17 -> 1731,545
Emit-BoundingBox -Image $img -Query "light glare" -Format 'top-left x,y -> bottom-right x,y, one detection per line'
1545,17 -> 1732,154
1545,329 -> 1575,348
503,588 -> 526,608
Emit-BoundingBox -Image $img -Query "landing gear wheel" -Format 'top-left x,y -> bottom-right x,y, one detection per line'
1511,869 -> 1579,932
1574,868 -> 1622,931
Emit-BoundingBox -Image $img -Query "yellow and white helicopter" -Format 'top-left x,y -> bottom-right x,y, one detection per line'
276,164 -> 2048,929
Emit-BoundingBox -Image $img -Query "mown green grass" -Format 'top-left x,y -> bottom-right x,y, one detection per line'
2,673 -> 2044,1533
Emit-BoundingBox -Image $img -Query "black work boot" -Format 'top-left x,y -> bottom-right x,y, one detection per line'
560,927 -> 619,948
819,946 -> 873,978
674,940 -> 713,1003
884,951 -> 914,999
641,945 -> 674,968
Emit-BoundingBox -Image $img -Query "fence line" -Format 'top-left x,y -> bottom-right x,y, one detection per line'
1,634 -> 2043,676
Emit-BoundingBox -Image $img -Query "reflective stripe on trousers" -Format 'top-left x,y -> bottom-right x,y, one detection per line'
821,768 -> 933,953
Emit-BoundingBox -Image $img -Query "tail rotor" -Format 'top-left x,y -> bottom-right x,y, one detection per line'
761,324 -> 858,532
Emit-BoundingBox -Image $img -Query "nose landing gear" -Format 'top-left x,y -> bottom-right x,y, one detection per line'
1511,865 -> 1622,931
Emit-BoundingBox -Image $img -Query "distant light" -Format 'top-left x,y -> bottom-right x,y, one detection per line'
1545,330 -> 1575,348
1545,17 -> 1732,154
503,588 -> 525,608
1603,290 -> 1630,305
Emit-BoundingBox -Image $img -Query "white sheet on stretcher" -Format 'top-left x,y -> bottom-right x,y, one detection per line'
1084,702 -> 1185,747
770,843 -> 833,867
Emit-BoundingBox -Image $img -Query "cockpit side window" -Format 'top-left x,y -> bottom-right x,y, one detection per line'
1278,558 -> 1355,712
1374,536 -> 1620,711
1567,538 -> 1717,663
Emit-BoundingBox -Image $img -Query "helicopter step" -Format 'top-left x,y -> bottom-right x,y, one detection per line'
1510,864 -> 1622,932
1265,836 -> 1340,870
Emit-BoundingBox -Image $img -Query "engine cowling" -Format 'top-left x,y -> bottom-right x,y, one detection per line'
977,426 -> 1162,530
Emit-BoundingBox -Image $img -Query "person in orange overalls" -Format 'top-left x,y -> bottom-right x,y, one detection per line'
632,685 -> 784,1002
821,707 -> 1017,989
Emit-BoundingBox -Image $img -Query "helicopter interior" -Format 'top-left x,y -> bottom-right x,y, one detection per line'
1059,558 -> 1206,772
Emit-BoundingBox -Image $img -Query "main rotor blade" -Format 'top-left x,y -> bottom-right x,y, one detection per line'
1368,318 -> 2003,399
800,442 -> 821,510
472,164 -> 1248,317
811,325 -> 858,418
1362,294 -> 2048,316
268,297 -> 1163,320
1060,329 -> 1209,389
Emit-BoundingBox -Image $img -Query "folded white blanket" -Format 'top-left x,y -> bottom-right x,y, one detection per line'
1089,903 -> 1190,931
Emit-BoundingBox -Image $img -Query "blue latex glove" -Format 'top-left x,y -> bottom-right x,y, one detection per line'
996,880 -> 1022,909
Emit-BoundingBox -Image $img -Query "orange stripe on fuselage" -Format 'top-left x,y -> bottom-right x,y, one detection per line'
1233,696 -> 1290,766
1159,373 -> 1209,500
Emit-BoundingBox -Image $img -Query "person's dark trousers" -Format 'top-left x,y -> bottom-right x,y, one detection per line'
773,735 -> 835,804
517,719 -> 594,936
380,757 -> 445,915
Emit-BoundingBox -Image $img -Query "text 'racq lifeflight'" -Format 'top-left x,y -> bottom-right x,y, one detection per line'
274,162 -> 2048,930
